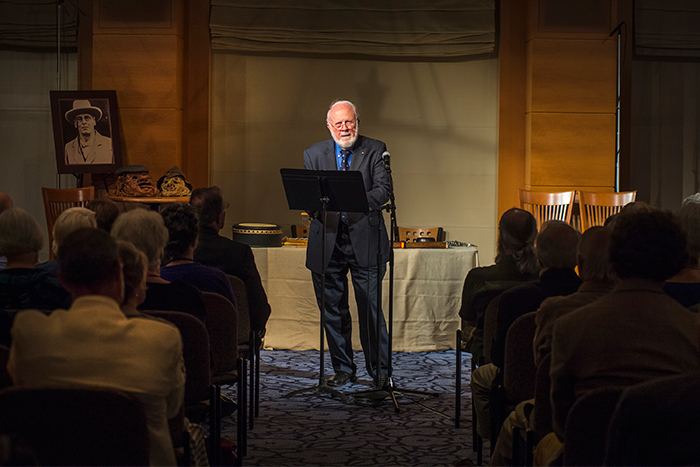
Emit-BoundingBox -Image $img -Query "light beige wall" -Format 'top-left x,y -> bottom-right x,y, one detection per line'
0,50 -> 77,262
211,53 -> 500,263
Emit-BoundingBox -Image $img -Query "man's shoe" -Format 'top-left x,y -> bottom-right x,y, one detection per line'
373,374 -> 393,390
327,371 -> 357,387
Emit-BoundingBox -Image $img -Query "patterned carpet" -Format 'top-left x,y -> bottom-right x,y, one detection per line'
220,349 -> 490,466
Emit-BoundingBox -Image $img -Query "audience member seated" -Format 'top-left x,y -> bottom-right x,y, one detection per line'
0,192 -> 13,270
160,203 -> 238,310
664,201 -> 700,308
471,220 -> 581,441
36,207 -> 97,277
458,207 -> 539,355
8,227 -> 186,466
550,210 -> 700,462
489,226 -> 617,466
190,186 -> 271,337
111,208 -> 207,322
86,198 -> 120,233
0,208 -> 72,346
116,240 -> 150,318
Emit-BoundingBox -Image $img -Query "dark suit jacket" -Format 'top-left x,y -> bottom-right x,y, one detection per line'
303,135 -> 391,273
193,225 -> 272,333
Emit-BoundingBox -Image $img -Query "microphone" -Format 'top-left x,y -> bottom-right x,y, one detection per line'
382,151 -> 391,170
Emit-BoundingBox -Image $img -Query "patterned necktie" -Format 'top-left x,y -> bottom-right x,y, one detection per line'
340,149 -> 351,171
340,149 -> 351,223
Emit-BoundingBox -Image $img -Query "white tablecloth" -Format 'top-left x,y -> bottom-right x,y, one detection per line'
252,245 -> 478,352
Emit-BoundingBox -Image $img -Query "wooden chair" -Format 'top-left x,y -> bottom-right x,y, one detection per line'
491,312 -> 538,458
398,226 -> 443,243
41,186 -> 95,260
0,386 -> 149,466
201,291 -> 247,459
562,387 -> 624,466
578,190 -> 636,231
604,371 -> 700,466
291,225 -> 309,238
228,275 -> 260,427
518,189 -> 575,229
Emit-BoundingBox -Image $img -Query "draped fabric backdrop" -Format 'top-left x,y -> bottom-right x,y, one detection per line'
210,0 -> 496,58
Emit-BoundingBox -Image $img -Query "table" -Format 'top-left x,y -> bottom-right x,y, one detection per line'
252,245 -> 479,352
107,195 -> 190,210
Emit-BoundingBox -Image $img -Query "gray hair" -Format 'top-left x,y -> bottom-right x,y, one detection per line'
326,100 -> 359,124
0,208 -> 44,257
53,207 -> 97,256
577,226 -> 616,282
111,209 -> 169,269
116,239 -> 148,304
536,220 -> 580,269
682,193 -> 700,206
675,202 -> 700,267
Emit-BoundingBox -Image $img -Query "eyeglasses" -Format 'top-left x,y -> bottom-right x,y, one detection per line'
331,120 -> 356,130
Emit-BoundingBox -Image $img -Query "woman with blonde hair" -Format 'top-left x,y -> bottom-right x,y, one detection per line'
36,207 -> 97,277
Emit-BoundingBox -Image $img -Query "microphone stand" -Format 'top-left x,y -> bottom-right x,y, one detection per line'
351,154 -> 439,412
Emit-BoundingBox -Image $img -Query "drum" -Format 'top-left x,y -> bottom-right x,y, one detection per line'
232,223 -> 284,247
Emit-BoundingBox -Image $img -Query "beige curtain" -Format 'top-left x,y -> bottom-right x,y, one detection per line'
0,0 -> 78,51
210,0 -> 496,58
635,0 -> 700,59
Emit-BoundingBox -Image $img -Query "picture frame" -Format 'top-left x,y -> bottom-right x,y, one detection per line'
50,90 -> 123,174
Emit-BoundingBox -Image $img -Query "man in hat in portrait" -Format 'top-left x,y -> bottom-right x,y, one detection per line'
64,99 -> 113,165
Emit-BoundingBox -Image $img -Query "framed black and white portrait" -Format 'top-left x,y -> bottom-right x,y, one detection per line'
50,90 -> 122,174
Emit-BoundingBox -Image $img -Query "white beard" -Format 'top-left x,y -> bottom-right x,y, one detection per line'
331,127 -> 359,149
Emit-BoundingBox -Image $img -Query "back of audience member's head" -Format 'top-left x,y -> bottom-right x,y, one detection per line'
190,186 -> 225,227
609,210 -> 687,282
496,207 -> 539,275
116,240 -> 148,307
52,207 -> 97,256
161,203 -> 199,264
0,192 -> 13,214
58,227 -> 120,290
536,220 -> 580,270
577,226 -> 616,283
0,208 -> 44,260
682,193 -> 700,206
674,202 -> 700,268
605,201 -> 654,228
111,209 -> 169,270
86,199 -> 120,233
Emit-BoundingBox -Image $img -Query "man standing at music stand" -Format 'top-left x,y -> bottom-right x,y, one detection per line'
304,100 -> 391,388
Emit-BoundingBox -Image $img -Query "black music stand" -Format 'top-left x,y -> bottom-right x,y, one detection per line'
279,168 -> 369,401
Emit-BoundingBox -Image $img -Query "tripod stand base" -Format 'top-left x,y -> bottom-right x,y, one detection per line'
350,377 -> 440,413
283,382 -> 350,402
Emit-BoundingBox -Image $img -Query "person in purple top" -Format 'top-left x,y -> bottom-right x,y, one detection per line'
159,203 -> 238,313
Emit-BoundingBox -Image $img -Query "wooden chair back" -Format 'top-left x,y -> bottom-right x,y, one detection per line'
398,226 -> 443,243
291,225 -> 309,238
518,189 -> 575,229
201,291 -> 240,378
41,186 -> 95,260
228,275 -> 251,354
503,311 -> 538,404
578,190 -> 636,231
562,387 -> 624,466
604,371 -> 700,466
0,386 -> 149,466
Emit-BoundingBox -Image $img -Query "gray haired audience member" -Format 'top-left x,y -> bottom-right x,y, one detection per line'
664,202 -> 700,308
111,208 -> 207,322
548,210 -> 699,465
8,227 -> 185,467
0,208 -> 71,314
490,226 -> 618,466
116,240 -> 149,317
36,207 -> 97,277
